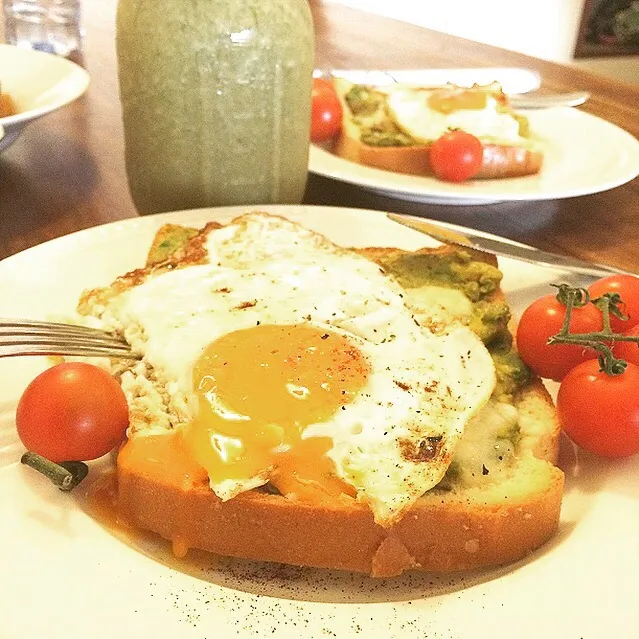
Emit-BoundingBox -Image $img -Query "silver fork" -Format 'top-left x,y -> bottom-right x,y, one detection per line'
0,318 -> 140,359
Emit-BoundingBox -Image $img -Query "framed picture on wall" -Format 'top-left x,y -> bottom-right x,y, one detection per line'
574,0 -> 639,57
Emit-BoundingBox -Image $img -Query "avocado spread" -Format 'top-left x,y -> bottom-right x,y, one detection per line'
146,224 -> 199,266
369,247 -> 530,401
344,85 -> 416,147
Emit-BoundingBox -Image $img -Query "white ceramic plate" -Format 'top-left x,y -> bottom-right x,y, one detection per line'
0,205 -> 637,639
0,43 -> 90,151
310,108 -> 639,205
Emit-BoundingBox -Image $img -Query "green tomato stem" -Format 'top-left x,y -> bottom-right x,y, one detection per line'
20,452 -> 88,491
550,283 -> 639,376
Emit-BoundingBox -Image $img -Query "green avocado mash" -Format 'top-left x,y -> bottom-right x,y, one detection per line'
369,247 -> 530,401
146,224 -> 199,265
344,85 -> 416,147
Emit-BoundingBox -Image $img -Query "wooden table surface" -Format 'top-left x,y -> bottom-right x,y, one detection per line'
1,0 -> 639,270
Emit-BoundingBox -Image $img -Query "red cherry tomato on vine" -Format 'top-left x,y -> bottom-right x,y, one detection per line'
588,274 -> 639,333
16,362 -> 129,462
310,78 -> 343,142
516,294 -> 602,381
611,323 -> 639,367
557,359 -> 639,458
429,130 -> 483,182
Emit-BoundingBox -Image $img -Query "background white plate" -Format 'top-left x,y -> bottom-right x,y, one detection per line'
0,205 -> 637,639
310,108 -> 639,205
0,43 -> 90,151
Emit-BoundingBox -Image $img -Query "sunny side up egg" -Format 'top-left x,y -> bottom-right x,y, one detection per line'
385,87 -> 523,145
86,214 -> 496,527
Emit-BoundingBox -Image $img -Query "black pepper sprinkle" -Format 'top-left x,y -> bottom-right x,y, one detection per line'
321,333 -> 329,340
482,465 -> 489,475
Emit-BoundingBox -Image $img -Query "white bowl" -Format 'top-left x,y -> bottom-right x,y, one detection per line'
0,43 -> 90,151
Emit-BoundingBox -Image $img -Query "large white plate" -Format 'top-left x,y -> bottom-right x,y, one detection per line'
0,43 -> 90,151
0,205 -> 637,639
310,108 -> 639,205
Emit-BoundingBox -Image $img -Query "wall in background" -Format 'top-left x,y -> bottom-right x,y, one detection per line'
327,0 -> 638,84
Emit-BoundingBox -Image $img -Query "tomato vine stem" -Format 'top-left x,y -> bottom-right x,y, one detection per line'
20,452 -> 88,491
548,283 -> 639,376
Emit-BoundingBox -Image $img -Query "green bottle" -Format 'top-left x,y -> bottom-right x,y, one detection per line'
116,0 -> 314,214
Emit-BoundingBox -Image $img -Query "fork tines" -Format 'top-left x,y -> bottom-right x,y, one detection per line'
0,318 -> 139,359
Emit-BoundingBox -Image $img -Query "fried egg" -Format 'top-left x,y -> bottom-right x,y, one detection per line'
84,214 -> 496,526
385,85 -> 524,144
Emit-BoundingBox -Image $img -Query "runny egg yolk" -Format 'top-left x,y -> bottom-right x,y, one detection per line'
427,89 -> 489,114
183,324 -> 371,502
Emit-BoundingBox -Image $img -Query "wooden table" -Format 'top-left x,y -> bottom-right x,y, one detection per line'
1,0 -> 638,270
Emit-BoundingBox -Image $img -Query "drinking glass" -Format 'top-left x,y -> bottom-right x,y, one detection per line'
3,0 -> 83,57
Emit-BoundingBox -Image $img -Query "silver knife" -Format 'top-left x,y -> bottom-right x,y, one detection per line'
387,213 -> 638,279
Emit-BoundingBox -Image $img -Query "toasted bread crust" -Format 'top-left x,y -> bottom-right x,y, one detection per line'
108,220 -> 562,577
118,459 -> 563,578
333,132 -> 543,180
116,382 -> 563,578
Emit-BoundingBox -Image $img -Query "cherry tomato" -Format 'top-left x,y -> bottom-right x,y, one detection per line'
588,274 -> 639,333
557,360 -> 639,458
16,362 -> 129,462
310,78 -> 343,142
429,130 -> 483,182
612,323 -> 639,366
516,294 -> 602,381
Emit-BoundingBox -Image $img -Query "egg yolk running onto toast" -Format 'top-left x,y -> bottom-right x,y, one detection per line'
183,324 -> 370,502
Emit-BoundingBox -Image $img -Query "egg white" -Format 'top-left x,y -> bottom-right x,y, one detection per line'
386,87 -> 524,144
87,214 -> 496,526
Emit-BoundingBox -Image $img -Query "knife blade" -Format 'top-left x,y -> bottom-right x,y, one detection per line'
386,213 -> 638,279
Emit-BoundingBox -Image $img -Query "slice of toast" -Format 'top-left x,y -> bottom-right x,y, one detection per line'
331,78 -> 544,180
91,218 -> 563,577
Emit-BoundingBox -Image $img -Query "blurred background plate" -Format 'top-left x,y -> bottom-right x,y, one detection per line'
310,107 -> 639,205
0,44 -> 89,152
